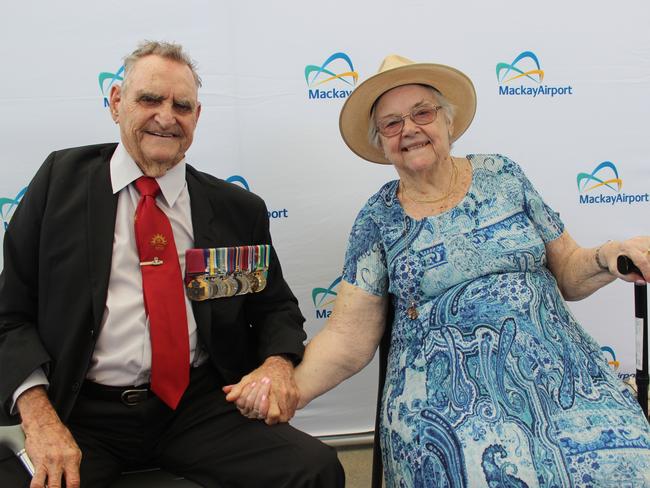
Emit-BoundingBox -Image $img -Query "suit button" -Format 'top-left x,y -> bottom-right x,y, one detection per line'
90,329 -> 95,337
72,381 -> 80,392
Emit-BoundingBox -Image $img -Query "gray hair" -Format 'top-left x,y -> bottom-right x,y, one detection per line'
368,84 -> 456,149
122,40 -> 202,90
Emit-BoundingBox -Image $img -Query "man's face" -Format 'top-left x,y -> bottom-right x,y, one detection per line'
109,55 -> 201,177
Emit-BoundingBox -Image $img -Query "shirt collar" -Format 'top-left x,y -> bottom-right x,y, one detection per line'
109,143 -> 187,207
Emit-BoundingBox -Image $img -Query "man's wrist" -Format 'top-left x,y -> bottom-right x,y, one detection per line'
17,386 -> 60,434
11,368 -> 49,415
264,354 -> 296,368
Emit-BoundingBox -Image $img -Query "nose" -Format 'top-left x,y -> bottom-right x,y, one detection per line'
155,102 -> 176,128
401,115 -> 420,136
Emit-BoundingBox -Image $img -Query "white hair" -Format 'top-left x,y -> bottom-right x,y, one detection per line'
122,40 -> 202,91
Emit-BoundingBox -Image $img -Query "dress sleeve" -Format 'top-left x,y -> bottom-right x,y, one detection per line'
341,205 -> 389,296
502,155 -> 565,243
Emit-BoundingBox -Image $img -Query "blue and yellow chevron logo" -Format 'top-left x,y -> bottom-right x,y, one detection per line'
600,346 -> 620,370
496,51 -> 544,84
312,276 -> 342,308
98,65 -> 124,107
305,53 -> 358,88
226,175 -> 250,191
1,187 -> 27,232
577,161 -> 623,193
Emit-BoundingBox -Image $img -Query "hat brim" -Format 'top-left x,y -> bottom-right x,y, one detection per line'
339,63 -> 477,164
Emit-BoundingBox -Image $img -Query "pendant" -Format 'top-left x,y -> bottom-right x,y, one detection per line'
406,302 -> 419,320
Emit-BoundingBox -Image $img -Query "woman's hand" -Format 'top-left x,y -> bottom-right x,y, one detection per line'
223,355 -> 299,424
599,237 -> 650,283
546,231 -> 649,301
223,377 -> 271,420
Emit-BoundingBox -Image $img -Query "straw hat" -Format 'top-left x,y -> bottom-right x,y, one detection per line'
339,54 -> 476,164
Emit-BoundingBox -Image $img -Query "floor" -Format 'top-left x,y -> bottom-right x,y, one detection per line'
336,444 -> 375,488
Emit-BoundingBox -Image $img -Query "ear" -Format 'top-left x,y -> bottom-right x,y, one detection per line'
108,85 -> 122,124
447,119 -> 454,141
195,101 -> 202,123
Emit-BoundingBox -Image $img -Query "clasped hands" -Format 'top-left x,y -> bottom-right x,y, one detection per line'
223,355 -> 300,424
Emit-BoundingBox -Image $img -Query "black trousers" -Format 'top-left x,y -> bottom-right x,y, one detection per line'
0,365 -> 344,488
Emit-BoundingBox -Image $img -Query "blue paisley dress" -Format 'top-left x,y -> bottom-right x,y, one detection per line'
342,154 -> 650,487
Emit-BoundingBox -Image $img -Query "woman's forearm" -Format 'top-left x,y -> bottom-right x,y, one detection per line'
549,235 -> 650,301
294,281 -> 388,407
553,244 -> 616,301
295,317 -> 384,407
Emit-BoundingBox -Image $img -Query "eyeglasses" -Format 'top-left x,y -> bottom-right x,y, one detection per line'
376,104 -> 443,137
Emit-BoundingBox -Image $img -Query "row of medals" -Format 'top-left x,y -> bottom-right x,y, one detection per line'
187,270 -> 268,301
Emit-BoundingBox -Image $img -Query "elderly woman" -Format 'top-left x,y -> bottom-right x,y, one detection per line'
229,55 -> 650,485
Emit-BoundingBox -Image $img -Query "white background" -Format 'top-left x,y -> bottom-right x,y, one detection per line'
1,0 -> 648,436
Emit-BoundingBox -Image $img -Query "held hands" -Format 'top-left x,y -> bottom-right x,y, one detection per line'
599,237 -> 650,283
17,387 -> 82,488
223,355 -> 299,424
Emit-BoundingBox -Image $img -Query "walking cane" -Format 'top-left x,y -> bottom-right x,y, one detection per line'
617,255 -> 648,419
0,423 -> 35,476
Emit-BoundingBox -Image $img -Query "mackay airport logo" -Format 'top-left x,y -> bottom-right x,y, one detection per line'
312,275 -> 342,319
225,175 -> 288,219
577,161 -> 649,206
601,346 -> 620,371
1,187 -> 27,232
496,51 -> 573,98
305,52 -> 358,100
98,65 -> 124,107
601,346 -> 635,381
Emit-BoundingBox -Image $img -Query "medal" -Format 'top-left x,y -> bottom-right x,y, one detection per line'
208,276 -> 224,298
221,275 -> 239,297
247,272 -> 260,292
235,273 -> 251,295
187,277 -> 209,301
185,245 -> 271,300
253,270 -> 267,292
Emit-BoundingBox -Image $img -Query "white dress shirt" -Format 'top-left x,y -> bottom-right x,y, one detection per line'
12,144 -> 207,410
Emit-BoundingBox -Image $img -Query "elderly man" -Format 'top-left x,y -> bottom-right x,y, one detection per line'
0,41 -> 343,488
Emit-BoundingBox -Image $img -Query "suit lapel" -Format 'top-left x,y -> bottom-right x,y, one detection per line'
186,169 -> 221,344
87,145 -> 119,331
186,170 -> 220,248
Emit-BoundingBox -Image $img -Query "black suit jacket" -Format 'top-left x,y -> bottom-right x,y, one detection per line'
0,143 -> 306,420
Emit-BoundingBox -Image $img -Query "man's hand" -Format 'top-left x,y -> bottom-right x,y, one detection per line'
223,355 -> 298,424
17,386 -> 82,488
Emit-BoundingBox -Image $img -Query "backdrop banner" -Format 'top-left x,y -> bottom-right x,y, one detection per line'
1,0 -> 648,437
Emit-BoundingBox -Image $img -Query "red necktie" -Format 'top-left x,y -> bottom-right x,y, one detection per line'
134,176 -> 189,409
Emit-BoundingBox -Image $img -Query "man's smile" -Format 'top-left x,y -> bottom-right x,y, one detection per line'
144,130 -> 178,138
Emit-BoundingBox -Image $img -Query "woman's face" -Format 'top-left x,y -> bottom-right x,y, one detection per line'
374,84 -> 453,173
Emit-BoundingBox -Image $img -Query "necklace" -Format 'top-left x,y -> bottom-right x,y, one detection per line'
400,158 -> 458,205
406,298 -> 419,320
399,159 -> 458,320
402,217 -> 420,320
